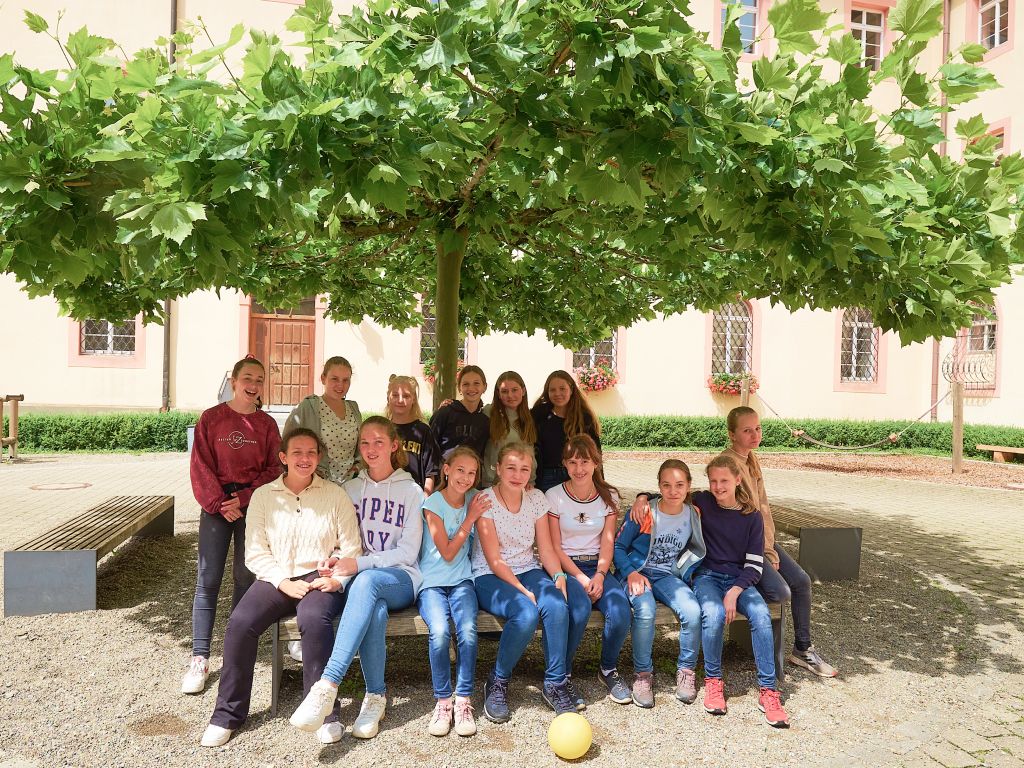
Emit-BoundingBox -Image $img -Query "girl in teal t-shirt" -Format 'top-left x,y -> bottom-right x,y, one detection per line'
417,446 -> 489,737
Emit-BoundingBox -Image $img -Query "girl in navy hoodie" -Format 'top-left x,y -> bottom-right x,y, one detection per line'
613,460 -> 704,709
531,370 -> 601,491
290,417 -> 425,740
692,455 -> 789,728
429,365 -> 489,461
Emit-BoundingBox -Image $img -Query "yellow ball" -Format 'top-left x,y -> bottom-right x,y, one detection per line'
547,712 -> 593,760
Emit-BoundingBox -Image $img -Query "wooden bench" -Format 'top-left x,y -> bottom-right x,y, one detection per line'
269,601 -> 785,716
772,505 -> 861,582
3,495 -> 174,617
977,444 -> 1024,464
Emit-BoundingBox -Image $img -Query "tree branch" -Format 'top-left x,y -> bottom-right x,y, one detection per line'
453,68 -> 499,104
461,135 -> 503,201
547,41 -> 573,76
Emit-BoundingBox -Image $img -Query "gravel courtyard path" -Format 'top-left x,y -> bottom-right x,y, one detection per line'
1,453 -> 1022,768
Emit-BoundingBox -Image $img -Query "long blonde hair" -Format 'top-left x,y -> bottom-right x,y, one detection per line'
705,455 -> 756,515
489,371 -> 537,444
384,375 -> 423,422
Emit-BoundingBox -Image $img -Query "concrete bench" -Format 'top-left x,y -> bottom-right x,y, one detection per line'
3,495 -> 175,616
977,444 -> 1024,463
772,505 -> 861,581
268,600 -> 785,716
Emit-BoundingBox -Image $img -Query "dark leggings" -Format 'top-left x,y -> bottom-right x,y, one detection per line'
756,544 -> 813,651
192,512 -> 255,658
210,574 -> 345,730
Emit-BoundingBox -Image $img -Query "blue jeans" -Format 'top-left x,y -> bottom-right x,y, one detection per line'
192,512 -> 255,658
693,568 -> 776,689
756,545 -> 812,651
322,568 -> 415,693
628,572 -> 701,673
474,569 -> 569,684
565,560 -> 631,672
417,581 -> 479,698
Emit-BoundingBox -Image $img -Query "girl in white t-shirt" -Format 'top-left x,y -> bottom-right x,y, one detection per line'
471,443 -> 574,723
546,434 -> 631,710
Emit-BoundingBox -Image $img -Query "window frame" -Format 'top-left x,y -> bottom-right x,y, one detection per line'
956,302 -> 1001,396
704,300 -> 761,386
833,308 -> 887,393
712,0 -> 773,59
412,298 -> 474,380
966,0 -> 1015,60
67,315 -> 147,369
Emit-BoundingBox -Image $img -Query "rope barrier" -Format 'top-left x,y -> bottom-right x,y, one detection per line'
755,390 -> 952,452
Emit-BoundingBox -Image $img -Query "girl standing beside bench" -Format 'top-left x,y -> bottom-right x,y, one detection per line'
184,355 -> 280,695
532,370 -> 601,492
290,417 -> 425,739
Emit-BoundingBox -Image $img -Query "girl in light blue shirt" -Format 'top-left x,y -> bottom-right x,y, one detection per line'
417,446 -> 490,738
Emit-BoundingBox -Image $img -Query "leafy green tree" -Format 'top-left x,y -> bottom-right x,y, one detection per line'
1,0 -> 1020,403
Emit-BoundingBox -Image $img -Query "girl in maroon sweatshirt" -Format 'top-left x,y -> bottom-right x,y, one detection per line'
182,356 -> 281,695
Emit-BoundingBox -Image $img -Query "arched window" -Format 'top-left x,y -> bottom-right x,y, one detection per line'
419,301 -> 467,364
839,308 -> 879,382
711,302 -> 753,375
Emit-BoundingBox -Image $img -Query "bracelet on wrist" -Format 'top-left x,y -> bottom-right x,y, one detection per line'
552,571 -> 567,582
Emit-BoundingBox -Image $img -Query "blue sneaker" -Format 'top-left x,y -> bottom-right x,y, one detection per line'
484,671 -> 511,723
565,676 -> 586,711
542,679 -> 576,715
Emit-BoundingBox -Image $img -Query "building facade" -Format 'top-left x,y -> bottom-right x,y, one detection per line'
1,0 -> 1021,427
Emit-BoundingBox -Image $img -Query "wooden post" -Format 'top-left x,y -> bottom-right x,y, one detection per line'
951,381 -> 964,475
2,395 -> 25,461
741,378 -> 750,407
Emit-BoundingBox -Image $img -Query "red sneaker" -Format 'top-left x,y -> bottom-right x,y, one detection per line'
758,687 -> 790,728
703,677 -> 727,715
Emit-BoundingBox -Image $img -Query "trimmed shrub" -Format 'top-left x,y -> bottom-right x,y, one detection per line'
600,415 -> 1024,459
3,411 -> 202,452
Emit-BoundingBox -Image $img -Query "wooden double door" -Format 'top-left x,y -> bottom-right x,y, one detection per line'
249,315 -> 315,408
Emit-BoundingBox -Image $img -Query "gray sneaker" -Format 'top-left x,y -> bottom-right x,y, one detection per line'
631,671 -> 654,709
675,668 -> 697,704
598,669 -> 631,704
564,676 -> 586,711
788,646 -> 838,677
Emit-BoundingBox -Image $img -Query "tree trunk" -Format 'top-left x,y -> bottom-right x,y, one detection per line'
433,226 -> 468,409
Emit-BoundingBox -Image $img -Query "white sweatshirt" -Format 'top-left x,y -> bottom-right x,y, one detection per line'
343,467 -> 426,593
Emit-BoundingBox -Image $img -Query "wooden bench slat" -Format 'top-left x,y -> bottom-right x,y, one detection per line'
14,496 -> 173,553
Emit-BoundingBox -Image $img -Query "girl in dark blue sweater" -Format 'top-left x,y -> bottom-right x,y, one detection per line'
692,455 -> 789,728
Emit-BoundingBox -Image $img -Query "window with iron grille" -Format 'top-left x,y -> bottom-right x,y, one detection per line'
851,8 -> 885,70
711,302 -> 753,375
721,0 -> 759,54
573,334 -> 617,369
80,319 -> 136,356
420,302 -> 467,364
250,296 -> 316,316
968,311 -> 997,352
979,0 -> 1009,49
840,308 -> 878,382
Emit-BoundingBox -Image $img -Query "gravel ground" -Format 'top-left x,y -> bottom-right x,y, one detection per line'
606,450 -> 1024,490
0,528 -> 1017,767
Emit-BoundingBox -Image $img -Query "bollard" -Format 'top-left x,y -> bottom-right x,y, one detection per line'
1,394 -> 25,461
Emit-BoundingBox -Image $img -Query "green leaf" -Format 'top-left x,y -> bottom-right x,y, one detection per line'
958,43 -> 988,63
813,158 -> 849,173
955,114 -> 989,141
23,10 -> 49,34
189,23 -> 245,66
122,57 -> 160,93
736,122 -> 780,145
416,37 -> 470,70
827,34 -> 862,66
842,63 -> 871,100
889,0 -> 944,41
767,0 -> 830,55
0,54 -> 15,84
150,202 -> 207,245
939,62 -> 998,104
754,57 -> 793,91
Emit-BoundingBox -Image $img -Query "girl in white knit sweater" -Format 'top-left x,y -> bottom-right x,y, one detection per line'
200,428 -> 363,748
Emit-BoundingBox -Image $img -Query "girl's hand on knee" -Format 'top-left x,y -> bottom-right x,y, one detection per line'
521,588 -> 537,604
574,572 -> 591,592
629,495 -> 650,524
723,586 -> 742,624
627,572 -> 650,597
331,557 -> 358,577
280,579 -> 311,599
586,573 -> 604,602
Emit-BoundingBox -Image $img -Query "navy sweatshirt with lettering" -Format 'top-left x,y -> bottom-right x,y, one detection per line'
691,490 -> 765,590
395,419 -> 441,491
429,400 -> 489,461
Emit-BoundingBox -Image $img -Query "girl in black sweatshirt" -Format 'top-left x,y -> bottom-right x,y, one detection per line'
531,370 -> 601,491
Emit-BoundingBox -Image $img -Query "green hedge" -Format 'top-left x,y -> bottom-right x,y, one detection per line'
4,411 -> 1023,457
3,411 -> 202,452
600,415 -> 1024,459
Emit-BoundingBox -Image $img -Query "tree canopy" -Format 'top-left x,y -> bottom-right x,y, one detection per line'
0,0 -> 1021,399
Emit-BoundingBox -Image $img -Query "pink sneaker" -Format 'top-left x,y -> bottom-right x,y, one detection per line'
703,677 -> 727,715
758,687 -> 790,728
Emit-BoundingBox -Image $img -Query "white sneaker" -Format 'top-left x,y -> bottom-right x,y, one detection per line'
428,697 -> 453,736
453,696 -> 476,737
290,680 -> 339,732
200,724 -> 232,747
288,640 -> 303,663
181,656 -> 209,694
316,721 -> 343,744
351,693 -> 387,739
